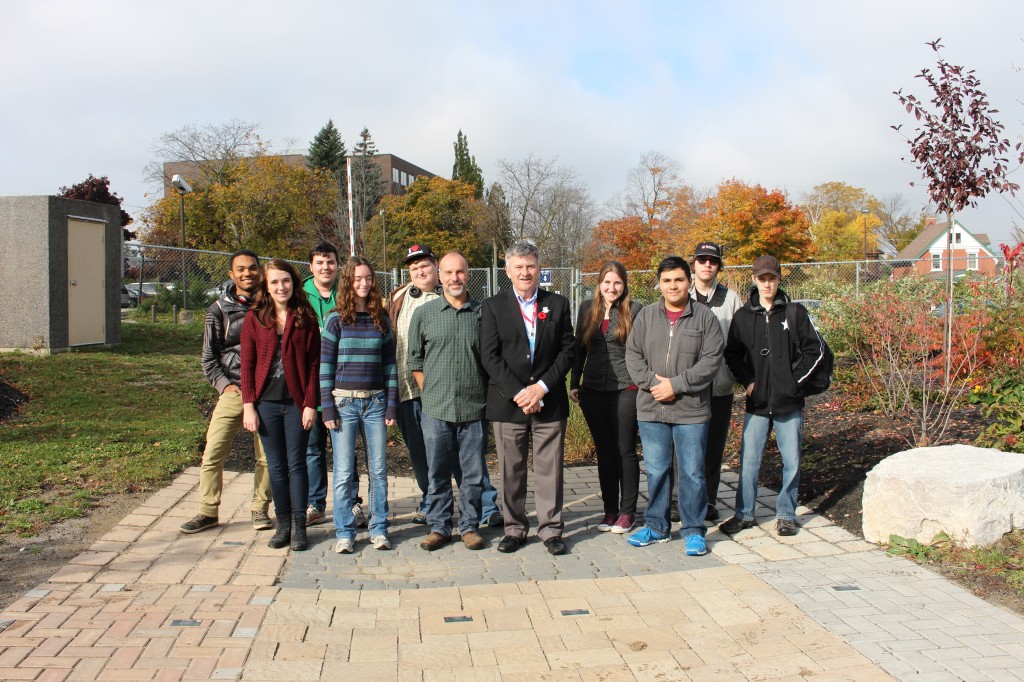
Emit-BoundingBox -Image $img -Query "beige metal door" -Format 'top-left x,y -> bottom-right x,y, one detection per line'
67,218 -> 106,346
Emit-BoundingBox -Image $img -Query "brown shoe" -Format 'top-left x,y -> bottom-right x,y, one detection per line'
419,531 -> 451,551
461,530 -> 485,550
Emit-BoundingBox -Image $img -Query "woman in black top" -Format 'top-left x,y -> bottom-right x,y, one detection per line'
569,261 -> 642,534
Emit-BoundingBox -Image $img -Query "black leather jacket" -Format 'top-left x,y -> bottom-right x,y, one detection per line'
201,283 -> 252,394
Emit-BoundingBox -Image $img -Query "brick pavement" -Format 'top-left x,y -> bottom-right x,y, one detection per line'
0,465 -> 1021,680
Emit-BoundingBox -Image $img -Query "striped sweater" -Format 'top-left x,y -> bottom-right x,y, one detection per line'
319,311 -> 398,423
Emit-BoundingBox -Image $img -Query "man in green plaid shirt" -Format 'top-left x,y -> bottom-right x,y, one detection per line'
408,251 -> 490,551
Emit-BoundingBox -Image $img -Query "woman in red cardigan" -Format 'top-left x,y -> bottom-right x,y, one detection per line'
241,259 -> 321,551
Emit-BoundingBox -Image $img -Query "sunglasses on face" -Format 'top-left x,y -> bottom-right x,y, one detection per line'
695,256 -> 720,265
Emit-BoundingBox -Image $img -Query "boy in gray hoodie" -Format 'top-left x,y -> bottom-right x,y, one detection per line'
625,256 -> 724,556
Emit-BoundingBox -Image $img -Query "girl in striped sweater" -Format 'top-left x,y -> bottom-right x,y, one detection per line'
320,257 -> 398,554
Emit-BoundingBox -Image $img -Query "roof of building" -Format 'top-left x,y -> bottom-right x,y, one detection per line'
895,219 -> 996,261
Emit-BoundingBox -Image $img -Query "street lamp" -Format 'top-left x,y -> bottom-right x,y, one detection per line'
171,175 -> 193,310
860,207 -> 870,260
380,209 -> 386,273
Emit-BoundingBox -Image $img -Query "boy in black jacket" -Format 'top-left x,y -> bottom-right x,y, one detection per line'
720,255 -> 825,537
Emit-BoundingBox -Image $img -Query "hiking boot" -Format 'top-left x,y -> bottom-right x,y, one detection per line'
419,532 -> 450,551
776,519 -> 800,537
610,514 -> 635,534
684,534 -> 708,556
252,510 -> 273,531
461,530 -> 485,550
371,534 -> 391,550
180,514 -> 218,535
484,512 -> 504,527
268,516 -> 291,549
412,510 -> 427,524
626,526 -> 670,547
306,505 -> 327,526
719,516 -> 757,536
290,515 -> 308,551
705,504 -> 720,522
334,537 -> 354,554
352,503 -> 368,528
596,513 -> 617,532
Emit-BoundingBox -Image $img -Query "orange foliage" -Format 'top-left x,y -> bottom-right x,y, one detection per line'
583,216 -> 667,271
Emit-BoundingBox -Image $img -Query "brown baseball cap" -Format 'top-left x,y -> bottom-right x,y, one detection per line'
752,255 -> 782,278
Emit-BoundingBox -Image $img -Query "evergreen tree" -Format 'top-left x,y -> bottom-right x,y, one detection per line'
452,130 -> 484,199
307,119 -> 346,177
350,127 -> 385,255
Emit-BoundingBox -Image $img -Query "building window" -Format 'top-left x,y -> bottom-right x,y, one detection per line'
955,232 -> 962,244
968,252 -> 978,270
392,168 -> 400,184
400,171 -> 408,186
931,253 -> 942,271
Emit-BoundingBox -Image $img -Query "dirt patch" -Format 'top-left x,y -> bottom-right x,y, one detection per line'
0,377 -> 28,423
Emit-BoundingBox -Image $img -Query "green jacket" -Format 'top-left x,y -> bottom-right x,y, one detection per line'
302,275 -> 337,332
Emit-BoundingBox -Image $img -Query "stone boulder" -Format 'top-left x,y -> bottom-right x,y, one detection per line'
862,444 -> 1024,547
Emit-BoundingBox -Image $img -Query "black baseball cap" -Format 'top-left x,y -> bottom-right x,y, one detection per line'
694,242 -> 723,261
403,244 -> 436,264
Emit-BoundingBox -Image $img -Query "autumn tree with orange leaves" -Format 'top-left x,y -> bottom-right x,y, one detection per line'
684,180 -> 814,265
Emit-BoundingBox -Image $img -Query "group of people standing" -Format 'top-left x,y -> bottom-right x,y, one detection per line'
180,237 -> 826,558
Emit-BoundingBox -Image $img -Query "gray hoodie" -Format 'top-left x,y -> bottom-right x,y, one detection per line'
625,300 -> 724,424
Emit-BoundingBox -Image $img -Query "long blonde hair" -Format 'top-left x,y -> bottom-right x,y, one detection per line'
580,260 -> 632,346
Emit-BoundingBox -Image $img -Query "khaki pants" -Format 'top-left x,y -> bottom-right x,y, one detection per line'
198,389 -> 271,517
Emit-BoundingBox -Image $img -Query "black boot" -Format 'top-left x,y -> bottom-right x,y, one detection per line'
291,514 -> 308,551
268,516 -> 291,549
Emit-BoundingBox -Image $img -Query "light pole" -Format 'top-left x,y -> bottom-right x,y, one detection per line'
860,207 -> 870,260
380,209 -> 386,273
171,174 -> 193,310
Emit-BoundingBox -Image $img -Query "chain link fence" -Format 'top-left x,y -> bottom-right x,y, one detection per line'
576,254 -> 1006,319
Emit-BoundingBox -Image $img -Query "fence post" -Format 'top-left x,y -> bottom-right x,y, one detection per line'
150,305 -> 156,323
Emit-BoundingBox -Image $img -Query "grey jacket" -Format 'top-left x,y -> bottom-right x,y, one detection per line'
625,300 -> 724,424
200,283 -> 251,394
690,281 -> 743,397
570,299 -> 642,391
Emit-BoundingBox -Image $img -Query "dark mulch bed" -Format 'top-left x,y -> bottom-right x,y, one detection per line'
0,378 -> 29,423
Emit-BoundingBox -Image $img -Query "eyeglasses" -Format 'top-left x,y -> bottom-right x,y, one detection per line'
695,256 -> 720,265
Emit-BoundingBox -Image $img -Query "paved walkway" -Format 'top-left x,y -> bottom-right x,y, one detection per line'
1,465 -> 1022,680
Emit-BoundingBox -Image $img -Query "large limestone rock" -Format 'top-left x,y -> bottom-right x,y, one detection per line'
862,445 -> 1024,547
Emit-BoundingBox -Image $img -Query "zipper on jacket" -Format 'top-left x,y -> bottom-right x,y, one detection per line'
662,314 -> 675,421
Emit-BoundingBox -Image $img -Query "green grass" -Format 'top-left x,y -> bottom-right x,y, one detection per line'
0,321 -> 210,536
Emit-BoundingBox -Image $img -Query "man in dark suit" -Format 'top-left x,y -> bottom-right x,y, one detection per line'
481,242 -> 575,555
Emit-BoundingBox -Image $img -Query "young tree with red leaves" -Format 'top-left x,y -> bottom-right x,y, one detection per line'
57,174 -> 134,240
894,38 -> 1024,381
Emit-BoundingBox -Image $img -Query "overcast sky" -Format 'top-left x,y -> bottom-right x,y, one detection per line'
2,1 -> 1023,246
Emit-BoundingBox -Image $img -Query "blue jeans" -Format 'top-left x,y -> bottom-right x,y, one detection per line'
735,410 -> 803,522
329,392 -> 389,539
638,421 -> 708,538
305,416 -> 328,511
256,399 -> 310,518
398,398 -> 500,518
421,415 -> 487,535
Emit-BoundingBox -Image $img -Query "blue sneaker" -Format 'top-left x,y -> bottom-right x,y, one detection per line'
684,534 -> 708,556
626,526 -> 670,547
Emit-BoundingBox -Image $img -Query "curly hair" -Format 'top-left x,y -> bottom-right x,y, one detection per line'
251,259 -> 316,329
336,257 -> 389,333
580,260 -> 632,347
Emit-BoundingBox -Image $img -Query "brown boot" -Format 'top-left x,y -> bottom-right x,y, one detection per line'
461,530 -> 485,550
419,531 -> 451,551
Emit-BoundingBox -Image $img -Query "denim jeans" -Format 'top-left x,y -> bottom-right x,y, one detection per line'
305,416 -> 328,512
398,397 -> 500,518
256,399 -> 310,518
421,414 -> 488,535
638,420 -> 708,537
735,410 -> 803,522
329,391 -> 389,539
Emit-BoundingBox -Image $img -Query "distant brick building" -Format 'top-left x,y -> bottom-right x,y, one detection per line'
892,218 -> 1001,279
162,153 -> 435,198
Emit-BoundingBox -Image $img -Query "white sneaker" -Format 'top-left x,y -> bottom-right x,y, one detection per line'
371,535 -> 391,550
334,538 -> 353,554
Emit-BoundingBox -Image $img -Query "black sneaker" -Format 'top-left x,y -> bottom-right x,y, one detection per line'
719,516 -> 756,536
705,504 -> 720,522
776,519 -> 799,537
180,514 -> 218,534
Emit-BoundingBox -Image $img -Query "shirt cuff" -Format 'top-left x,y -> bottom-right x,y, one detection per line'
537,380 -> 549,395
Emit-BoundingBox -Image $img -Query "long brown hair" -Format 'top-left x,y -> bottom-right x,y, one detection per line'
251,259 -> 315,329
336,256 -> 389,333
580,261 -> 632,347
